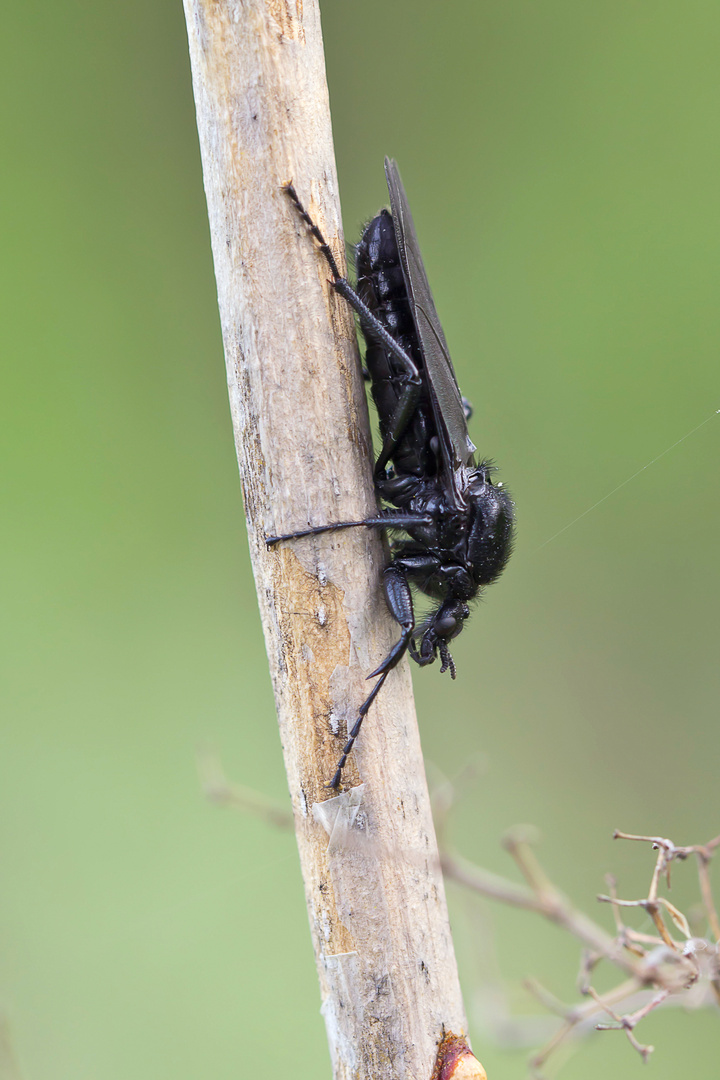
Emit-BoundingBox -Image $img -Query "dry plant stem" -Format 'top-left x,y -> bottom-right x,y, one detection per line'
613,831 -> 720,944
182,3 -> 466,1077
198,750 -> 294,829
698,855 -> 720,943
441,851 -> 646,980
604,831 -> 720,950
526,978 -> 642,1075
587,985 -> 663,1062
434,810 -> 717,1073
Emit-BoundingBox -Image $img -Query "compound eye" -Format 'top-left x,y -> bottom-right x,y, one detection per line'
434,614 -> 457,638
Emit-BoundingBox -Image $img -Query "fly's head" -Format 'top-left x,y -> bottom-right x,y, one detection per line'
466,463 -> 515,587
409,596 -> 471,679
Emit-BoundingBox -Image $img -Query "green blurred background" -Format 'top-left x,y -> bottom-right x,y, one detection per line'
2,2 -> 718,1077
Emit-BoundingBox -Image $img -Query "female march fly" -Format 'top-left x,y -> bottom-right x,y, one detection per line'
268,159 -> 514,788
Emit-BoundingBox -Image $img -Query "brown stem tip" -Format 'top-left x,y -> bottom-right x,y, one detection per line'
431,1032 -> 488,1080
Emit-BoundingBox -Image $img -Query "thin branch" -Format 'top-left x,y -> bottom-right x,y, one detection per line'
182,3 -> 468,1077
442,850 -> 646,980
442,818 -> 718,1075
603,874 -> 646,958
588,985 -> 657,1062
693,838 -> 720,942
197,750 -> 294,829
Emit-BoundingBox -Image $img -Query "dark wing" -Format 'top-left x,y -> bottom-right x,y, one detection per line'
384,158 -> 477,486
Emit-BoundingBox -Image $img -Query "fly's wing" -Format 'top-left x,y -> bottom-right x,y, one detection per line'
384,158 -> 477,484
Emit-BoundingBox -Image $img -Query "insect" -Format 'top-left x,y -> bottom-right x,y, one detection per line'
268,158 -> 514,788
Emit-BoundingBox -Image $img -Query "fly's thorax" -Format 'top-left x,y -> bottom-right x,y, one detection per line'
409,560 -> 476,604
465,468 -> 515,586
399,480 -> 460,547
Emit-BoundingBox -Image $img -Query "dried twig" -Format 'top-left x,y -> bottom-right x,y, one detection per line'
182,3 -> 469,1076
197,750 -> 294,829
588,984 -> 663,1062
442,844 -> 646,981
443,817 -> 718,1076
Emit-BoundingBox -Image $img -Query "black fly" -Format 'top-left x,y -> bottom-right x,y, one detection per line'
268,159 -> 514,788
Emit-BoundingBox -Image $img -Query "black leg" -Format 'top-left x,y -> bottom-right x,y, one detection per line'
367,565 -> 416,676
371,373 -> 423,478
283,184 -> 423,475
328,565 -> 415,788
393,552 -> 443,578
331,278 -> 423,477
283,183 -> 345,281
266,513 -> 432,546
328,672 -> 388,789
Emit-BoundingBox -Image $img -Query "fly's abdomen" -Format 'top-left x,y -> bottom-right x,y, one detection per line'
356,210 -> 434,478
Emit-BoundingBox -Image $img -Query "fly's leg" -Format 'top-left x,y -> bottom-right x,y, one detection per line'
329,565 -> 415,788
284,183 -> 410,365
371,380 -> 422,478
283,183 -> 345,281
283,184 -> 422,477
266,513 -> 433,546
328,671 -> 388,790
368,565 -> 417,676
